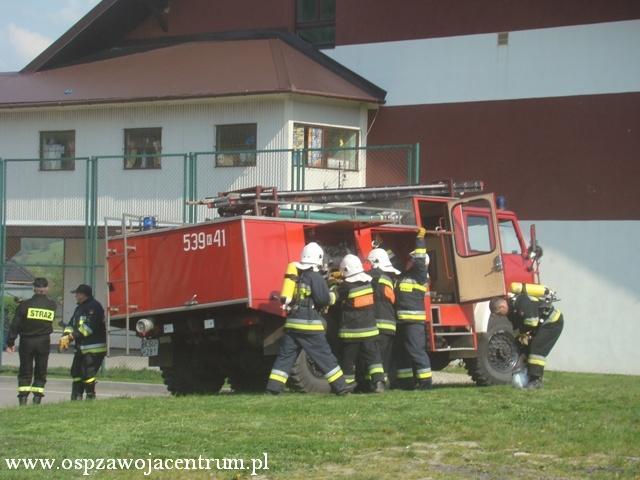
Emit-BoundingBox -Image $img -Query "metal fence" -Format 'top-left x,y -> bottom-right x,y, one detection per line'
0,143 -> 418,367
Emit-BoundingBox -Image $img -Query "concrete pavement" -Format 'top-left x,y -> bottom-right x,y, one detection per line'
0,376 -> 168,408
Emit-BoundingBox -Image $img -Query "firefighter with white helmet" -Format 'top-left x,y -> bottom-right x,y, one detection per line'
367,248 -> 401,381
394,228 -> 433,390
266,242 -> 353,395
331,254 -> 385,393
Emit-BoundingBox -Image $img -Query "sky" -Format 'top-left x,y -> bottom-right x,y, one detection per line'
0,0 -> 100,72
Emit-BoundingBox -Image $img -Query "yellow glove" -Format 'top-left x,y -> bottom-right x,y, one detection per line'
58,334 -> 72,352
328,271 -> 343,286
517,333 -> 530,346
417,227 -> 427,239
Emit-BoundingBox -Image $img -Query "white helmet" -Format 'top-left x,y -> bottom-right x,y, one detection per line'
296,242 -> 324,270
340,254 -> 372,283
367,248 -> 400,275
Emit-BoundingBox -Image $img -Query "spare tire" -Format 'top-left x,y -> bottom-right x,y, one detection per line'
464,314 -> 519,386
287,350 -> 331,393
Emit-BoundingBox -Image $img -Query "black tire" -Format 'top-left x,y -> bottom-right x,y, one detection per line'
228,356 -> 275,393
287,351 -> 331,393
161,344 -> 225,395
429,352 -> 451,371
465,314 -> 519,386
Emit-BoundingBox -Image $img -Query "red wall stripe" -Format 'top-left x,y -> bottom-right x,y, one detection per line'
366,92 -> 640,220
336,0 -> 640,46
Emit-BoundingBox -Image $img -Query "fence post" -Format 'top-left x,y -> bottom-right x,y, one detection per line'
182,154 -> 189,224
0,158 -> 5,366
413,143 -> 421,185
191,152 -> 198,223
90,156 -> 99,289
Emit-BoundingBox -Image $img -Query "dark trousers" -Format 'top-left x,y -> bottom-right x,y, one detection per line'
266,331 -> 348,394
18,335 -> 50,397
376,333 -> 394,378
395,322 -> 432,388
528,317 -> 564,378
341,338 -> 385,386
71,352 -> 105,399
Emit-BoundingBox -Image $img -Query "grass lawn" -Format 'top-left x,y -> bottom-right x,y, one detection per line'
0,366 -> 163,384
0,371 -> 638,479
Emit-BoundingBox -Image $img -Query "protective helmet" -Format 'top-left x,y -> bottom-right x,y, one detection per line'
296,242 -> 324,270
367,248 -> 400,275
340,254 -> 372,283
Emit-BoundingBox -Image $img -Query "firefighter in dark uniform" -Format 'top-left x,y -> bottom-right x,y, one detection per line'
333,254 -> 385,393
4,278 -> 57,405
59,284 -> 106,400
394,228 -> 433,390
366,248 -> 400,382
490,289 -> 564,389
266,243 -> 353,395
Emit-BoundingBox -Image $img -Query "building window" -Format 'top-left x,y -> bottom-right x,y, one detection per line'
293,123 -> 359,170
124,128 -> 162,169
215,124 -> 257,167
296,0 -> 336,48
40,131 -> 75,171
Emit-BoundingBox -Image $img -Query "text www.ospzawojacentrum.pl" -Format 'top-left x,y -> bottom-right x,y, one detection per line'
4,453 -> 269,476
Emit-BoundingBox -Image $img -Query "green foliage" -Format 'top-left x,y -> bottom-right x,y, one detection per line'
0,366 -> 162,384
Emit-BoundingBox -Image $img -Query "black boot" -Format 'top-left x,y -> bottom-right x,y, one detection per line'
85,381 -> 96,400
32,395 -> 42,405
418,378 -> 433,390
335,382 -> 357,396
71,381 -> 84,401
526,376 -> 544,390
18,395 -> 28,406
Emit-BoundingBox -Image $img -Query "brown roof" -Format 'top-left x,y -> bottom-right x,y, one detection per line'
0,38 -> 384,109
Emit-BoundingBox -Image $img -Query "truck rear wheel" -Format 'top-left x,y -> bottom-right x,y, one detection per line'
228,356 -> 275,392
161,343 -> 225,395
287,351 -> 331,393
464,314 -> 518,386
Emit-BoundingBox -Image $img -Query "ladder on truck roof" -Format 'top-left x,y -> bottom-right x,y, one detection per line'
193,180 -> 484,218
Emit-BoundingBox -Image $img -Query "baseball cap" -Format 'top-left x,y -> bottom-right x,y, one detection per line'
71,284 -> 93,296
33,277 -> 48,288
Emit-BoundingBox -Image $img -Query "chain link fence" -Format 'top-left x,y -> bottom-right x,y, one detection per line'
0,144 -> 418,370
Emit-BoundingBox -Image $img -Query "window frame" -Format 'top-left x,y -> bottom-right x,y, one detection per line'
452,202 -> 497,258
123,127 -> 163,170
215,123 -> 258,168
293,123 -> 359,171
39,130 -> 76,172
295,0 -> 336,48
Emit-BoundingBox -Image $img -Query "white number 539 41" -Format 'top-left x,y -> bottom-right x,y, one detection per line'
182,229 -> 227,252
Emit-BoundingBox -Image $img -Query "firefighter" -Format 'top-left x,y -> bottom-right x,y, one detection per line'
4,278 -> 57,405
266,243 -> 353,395
490,291 -> 564,389
394,228 -> 433,390
366,248 -> 400,381
58,284 -> 107,400
333,254 -> 386,393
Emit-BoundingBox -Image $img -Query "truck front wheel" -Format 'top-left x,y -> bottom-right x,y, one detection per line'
464,314 -> 519,386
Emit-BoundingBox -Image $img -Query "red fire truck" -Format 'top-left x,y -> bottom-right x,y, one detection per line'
106,182 -> 541,393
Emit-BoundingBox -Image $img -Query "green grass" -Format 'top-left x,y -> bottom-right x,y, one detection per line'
0,366 -> 163,384
0,371 -> 638,479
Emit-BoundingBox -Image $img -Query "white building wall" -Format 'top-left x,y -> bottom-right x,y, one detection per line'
0,95 -> 369,225
327,19 -> 640,106
522,221 -> 640,375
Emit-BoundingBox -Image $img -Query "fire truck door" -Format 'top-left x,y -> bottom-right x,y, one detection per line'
447,194 -> 506,302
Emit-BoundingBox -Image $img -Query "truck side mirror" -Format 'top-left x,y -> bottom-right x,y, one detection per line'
526,224 -> 543,260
